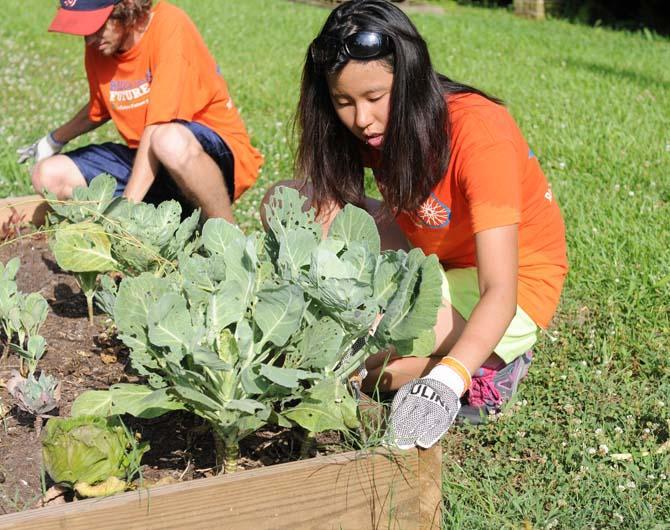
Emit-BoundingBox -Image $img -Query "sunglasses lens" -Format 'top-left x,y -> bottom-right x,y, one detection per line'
345,32 -> 388,59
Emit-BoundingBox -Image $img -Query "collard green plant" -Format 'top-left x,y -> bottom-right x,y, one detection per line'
46,174 -> 202,322
41,415 -> 148,497
100,186 -> 442,473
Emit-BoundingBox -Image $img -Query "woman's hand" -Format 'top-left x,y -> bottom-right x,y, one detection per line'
388,374 -> 461,449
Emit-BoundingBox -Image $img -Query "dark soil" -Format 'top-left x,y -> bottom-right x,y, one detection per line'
0,234 -> 345,515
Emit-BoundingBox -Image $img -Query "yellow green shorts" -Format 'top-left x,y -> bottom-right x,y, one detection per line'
441,267 -> 538,364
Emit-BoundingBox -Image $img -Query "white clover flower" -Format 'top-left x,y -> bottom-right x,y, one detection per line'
628,191 -> 635,197
595,428 -> 603,435
614,184 -> 621,191
614,426 -> 624,434
598,444 -> 609,456
626,481 -> 636,489
587,447 -> 597,455
613,513 -> 624,523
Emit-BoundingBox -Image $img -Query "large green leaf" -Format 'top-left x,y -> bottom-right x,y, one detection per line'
207,283 -> 246,336
71,384 -> 184,418
376,250 -> 442,342
263,186 -> 320,250
114,274 -> 172,340
277,228 -> 319,280
202,218 -> 245,255
51,222 -> 117,273
294,317 -> 345,370
284,380 -> 359,433
254,284 -> 305,347
328,204 -> 380,255
259,365 -> 314,389
147,293 -> 191,355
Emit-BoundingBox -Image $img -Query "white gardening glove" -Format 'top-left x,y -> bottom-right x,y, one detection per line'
388,364 -> 464,449
16,132 -> 65,165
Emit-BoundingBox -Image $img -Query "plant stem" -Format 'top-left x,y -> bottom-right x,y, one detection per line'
214,431 -> 239,474
300,430 -> 316,459
85,292 -> 94,325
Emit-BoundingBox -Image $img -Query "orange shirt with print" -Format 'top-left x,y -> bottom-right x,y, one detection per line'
84,1 -> 263,200
383,93 -> 567,328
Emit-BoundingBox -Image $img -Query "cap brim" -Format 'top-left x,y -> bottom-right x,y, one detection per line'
48,5 -> 114,36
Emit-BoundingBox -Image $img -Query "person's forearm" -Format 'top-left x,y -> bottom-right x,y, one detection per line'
123,124 -> 160,203
445,286 -> 516,374
51,103 -> 107,145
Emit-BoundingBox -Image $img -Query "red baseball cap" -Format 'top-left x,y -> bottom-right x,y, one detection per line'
49,0 -> 123,36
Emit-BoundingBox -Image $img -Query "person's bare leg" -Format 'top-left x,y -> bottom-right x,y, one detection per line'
150,123 -> 233,221
31,155 -> 87,199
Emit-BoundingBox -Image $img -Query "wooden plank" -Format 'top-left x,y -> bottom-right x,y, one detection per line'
0,195 -> 49,229
418,446 -> 443,530
0,446 -> 441,530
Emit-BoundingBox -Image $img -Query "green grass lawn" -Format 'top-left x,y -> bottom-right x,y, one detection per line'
1,0 -> 669,527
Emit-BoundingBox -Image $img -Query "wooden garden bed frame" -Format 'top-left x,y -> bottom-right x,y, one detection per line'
0,445 -> 442,530
0,195 -> 48,229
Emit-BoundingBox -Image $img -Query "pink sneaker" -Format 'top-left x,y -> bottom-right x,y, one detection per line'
457,350 -> 533,425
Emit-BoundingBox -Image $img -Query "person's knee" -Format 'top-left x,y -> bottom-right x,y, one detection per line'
151,123 -> 201,174
32,158 -> 65,197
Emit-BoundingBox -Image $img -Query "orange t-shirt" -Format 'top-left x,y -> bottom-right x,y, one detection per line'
84,1 -> 263,200
374,93 -> 568,328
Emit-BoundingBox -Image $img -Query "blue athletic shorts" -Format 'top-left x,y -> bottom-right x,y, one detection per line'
64,120 -> 235,212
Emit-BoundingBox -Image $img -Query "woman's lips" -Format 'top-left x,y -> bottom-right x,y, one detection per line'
366,135 -> 383,148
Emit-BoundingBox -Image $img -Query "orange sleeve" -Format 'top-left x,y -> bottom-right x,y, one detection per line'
144,19 -> 194,125
458,140 -> 522,234
84,47 -> 110,123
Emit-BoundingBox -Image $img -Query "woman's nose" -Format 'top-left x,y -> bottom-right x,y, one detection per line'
354,103 -> 373,130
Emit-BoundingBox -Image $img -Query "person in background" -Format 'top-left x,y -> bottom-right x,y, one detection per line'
18,0 -> 263,221
265,0 -> 568,449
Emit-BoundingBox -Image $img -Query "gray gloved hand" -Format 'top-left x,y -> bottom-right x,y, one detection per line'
388,376 -> 461,449
16,132 -> 64,165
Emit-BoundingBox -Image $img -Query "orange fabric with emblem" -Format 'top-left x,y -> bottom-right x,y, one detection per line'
84,1 -> 263,200
369,93 -> 568,328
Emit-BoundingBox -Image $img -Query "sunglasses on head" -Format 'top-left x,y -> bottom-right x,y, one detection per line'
310,31 -> 393,66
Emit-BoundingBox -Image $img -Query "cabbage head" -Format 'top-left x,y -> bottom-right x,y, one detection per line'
41,415 -> 148,488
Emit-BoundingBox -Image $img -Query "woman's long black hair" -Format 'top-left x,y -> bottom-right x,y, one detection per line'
296,0 -> 501,214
